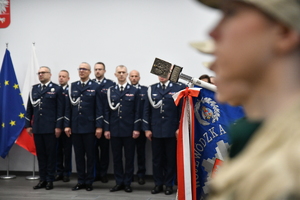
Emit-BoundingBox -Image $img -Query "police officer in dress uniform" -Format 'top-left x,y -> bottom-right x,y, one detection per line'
143,76 -> 184,195
64,62 -> 103,191
25,66 -> 64,190
55,70 -> 72,182
92,62 -> 114,183
104,65 -> 140,193
128,70 -> 148,185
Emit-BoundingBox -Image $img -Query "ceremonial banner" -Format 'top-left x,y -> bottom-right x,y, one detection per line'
0,49 -> 25,158
15,44 -> 39,155
174,87 -> 244,200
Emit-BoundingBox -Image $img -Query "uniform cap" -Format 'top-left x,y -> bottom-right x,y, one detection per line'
190,39 -> 215,54
197,0 -> 300,32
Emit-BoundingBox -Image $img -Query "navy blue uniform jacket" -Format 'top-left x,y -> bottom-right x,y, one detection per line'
92,78 -> 115,94
64,80 -> 103,133
137,85 -> 147,131
25,82 -> 64,133
143,82 -> 184,138
104,84 -> 140,137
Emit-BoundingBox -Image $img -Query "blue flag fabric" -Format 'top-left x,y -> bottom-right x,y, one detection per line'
0,49 -> 25,158
193,88 -> 244,199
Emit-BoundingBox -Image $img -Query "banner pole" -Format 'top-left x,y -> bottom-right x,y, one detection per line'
26,155 -> 39,180
0,154 -> 16,179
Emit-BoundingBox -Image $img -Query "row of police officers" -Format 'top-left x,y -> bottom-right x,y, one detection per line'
25,62 -> 185,195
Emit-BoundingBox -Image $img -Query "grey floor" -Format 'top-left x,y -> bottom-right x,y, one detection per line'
0,172 -> 177,200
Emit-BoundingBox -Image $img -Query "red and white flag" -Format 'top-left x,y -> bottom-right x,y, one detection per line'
15,44 -> 39,155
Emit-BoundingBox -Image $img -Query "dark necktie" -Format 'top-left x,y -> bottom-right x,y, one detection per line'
81,83 -> 85,88
120,86 -> 124,93
162,84 -> 166,90
42,84 -> 46,91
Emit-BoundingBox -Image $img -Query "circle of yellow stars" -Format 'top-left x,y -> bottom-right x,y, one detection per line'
1,80 -> 24,128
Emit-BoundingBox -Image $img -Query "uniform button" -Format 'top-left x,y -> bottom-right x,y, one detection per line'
120,116 -> 122,119
80,106 -> 82,108
162,110 -> 164,112
79,113 -> 81,115
40,114 -> 42,116
81,94 -> 83,97
40,108 -> 42,110
162,116 -> 164,119
162,97 -> 165,100
41,97 -> 43,99
120,99 -> 122,101
80,100 -> 82,102
120,111 -> 122,113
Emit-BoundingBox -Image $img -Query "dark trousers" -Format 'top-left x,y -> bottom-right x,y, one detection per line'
72,133 -> 96,184
94,136 -> 110,178
152,137 -> 176,187
34,133 -> 57,182
111,136 -> 135,186
135,131 -> 147,177
56,132 -> 72,176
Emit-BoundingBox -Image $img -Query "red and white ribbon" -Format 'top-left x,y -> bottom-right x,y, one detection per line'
173,87 -> 201,200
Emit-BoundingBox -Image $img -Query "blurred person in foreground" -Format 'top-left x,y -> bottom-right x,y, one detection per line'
194,0 -> 300,199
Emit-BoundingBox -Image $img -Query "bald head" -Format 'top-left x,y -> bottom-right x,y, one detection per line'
129,70 -> 140,85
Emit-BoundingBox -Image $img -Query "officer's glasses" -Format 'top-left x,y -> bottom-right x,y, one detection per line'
37,72 -> 50,75
78,68 -> 90,71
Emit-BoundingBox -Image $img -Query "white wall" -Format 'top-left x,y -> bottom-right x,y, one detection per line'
0,0 -> 220,173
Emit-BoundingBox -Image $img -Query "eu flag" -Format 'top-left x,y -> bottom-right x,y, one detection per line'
0,49 -> 25,158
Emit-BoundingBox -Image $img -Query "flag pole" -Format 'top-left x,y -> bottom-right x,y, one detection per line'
0,154 -> 16,179
26,155 -> 39,180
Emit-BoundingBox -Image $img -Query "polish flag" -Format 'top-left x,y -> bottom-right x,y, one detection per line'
15,44 -> 39,155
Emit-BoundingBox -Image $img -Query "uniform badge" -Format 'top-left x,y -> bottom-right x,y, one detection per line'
194,98 -> 220,126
